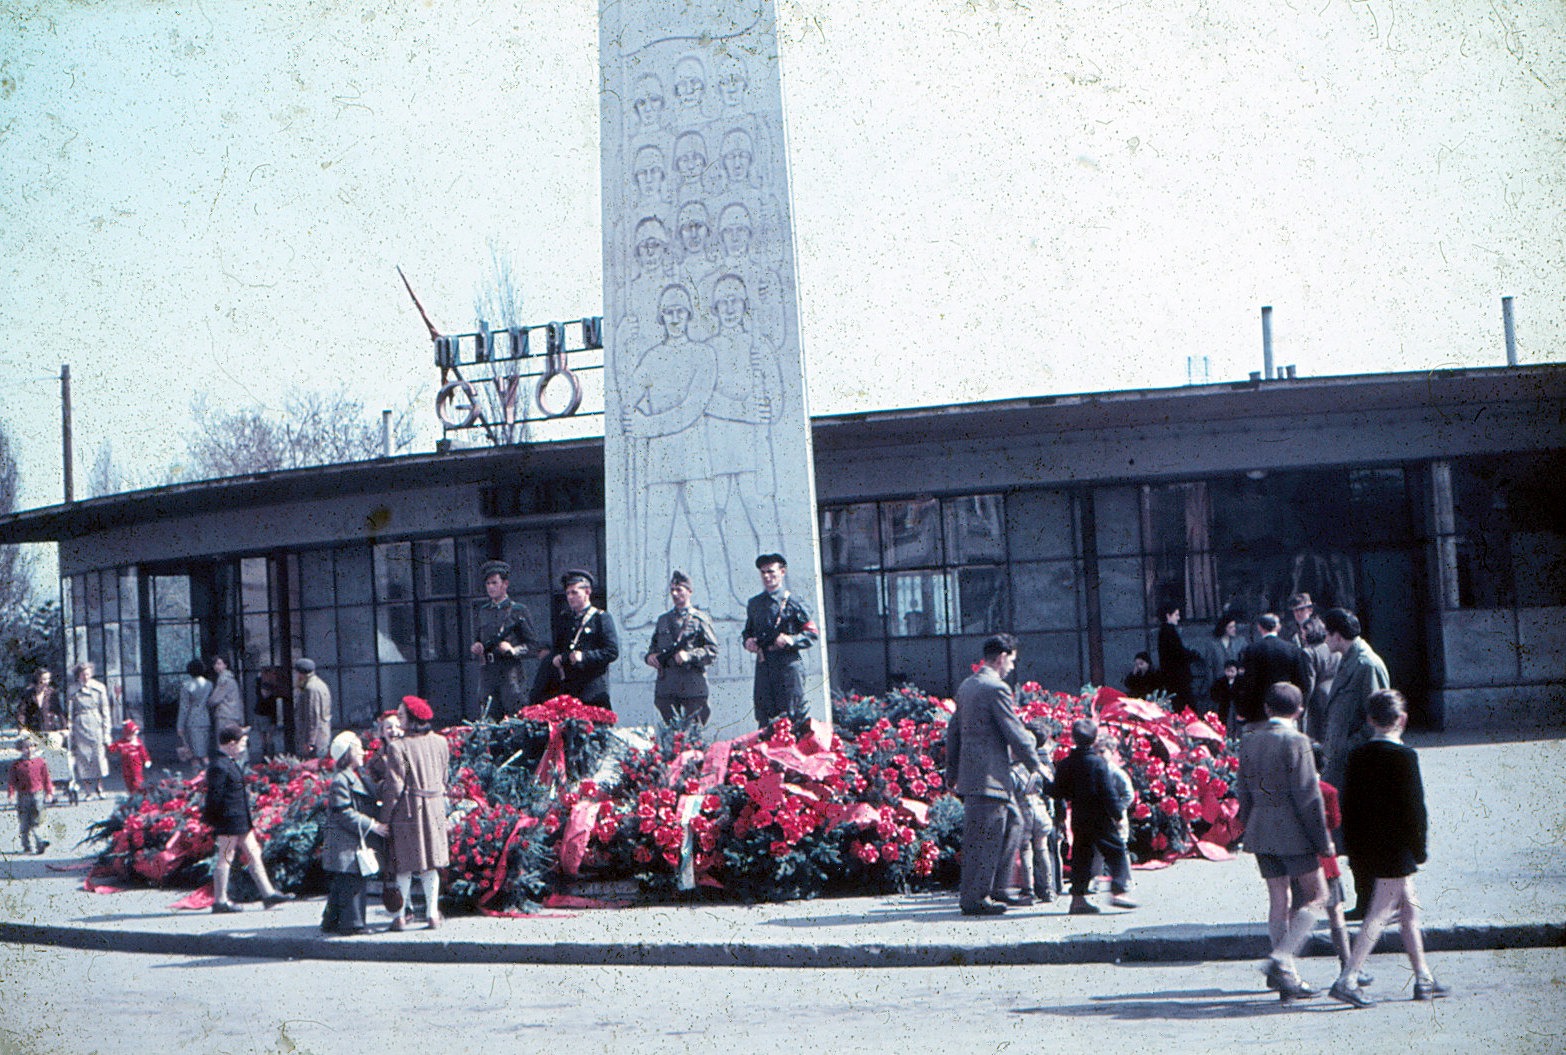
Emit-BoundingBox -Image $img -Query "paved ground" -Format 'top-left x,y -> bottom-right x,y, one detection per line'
3,944 -> 1561,1055
0,731 -> 1562,969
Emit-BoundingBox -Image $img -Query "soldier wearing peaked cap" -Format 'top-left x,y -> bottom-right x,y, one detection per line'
530,569 -> 619,708
470,559 -> 541,715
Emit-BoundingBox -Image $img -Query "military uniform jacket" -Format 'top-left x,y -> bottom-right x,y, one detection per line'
473,596 -> 539,664
540,605 -> 620,703
647,606 -> 719,697
741,591 -> 818,663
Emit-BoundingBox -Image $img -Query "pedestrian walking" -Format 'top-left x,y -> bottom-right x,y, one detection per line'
1055,718 -> 1137,914
203,724 -> 291,914
8,736 -> 54,855
378,696 -> 450,931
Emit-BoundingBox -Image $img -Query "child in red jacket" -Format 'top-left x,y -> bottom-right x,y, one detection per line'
8,736 -> 54,854
109,720 -> 152,794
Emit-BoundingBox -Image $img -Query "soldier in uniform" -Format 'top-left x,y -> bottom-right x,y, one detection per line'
469,559 -> 540,715
643,570 -> 719,725
741,553 -> 818,729
530,569 -> 620,708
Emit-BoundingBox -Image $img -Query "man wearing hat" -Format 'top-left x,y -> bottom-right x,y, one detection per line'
530,569 -> 620,707
292,658 -> 333,758
741,553 -> 818,728
469,559 -> 541,715
644,570 -> 719,724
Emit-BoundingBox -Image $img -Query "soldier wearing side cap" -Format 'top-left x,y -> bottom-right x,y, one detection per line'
530,569 -> 620,708
644,570 -> 719,725
470,559 -> 541,714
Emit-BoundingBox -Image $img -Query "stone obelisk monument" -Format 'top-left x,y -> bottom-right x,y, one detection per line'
600,0 -> 828,733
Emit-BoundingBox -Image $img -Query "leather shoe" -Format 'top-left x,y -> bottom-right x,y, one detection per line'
261,892 -> 292,909
1068,898 -> 1101,915
212,901 -> 242,914
1413,977 -> 1450,1001
959,897 -> 1008,917
1328,980 -> 1373,1009
996,892 -> 1035,907
1109,893 -> 1139,909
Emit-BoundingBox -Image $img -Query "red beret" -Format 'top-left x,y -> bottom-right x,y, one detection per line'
402,695 -> 434,721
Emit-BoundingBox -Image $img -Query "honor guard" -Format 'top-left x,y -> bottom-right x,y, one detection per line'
741,553 -> 818,728
644,570 -> 719,725
470,560 -> 540,714
530,569 -> 620,708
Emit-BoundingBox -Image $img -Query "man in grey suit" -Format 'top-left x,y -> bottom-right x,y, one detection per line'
1236,682 -> 1333,1000
1319,607 -> 1392,919
944,634 -> 1043,917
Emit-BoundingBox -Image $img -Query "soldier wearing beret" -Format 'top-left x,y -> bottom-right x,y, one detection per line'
644,570 -> 719,725
470,559 -> 541,715
742,553 -> 818,728
530,569 -> 620,708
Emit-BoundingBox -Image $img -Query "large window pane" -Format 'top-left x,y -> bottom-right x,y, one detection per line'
240,557 -> 269,616
85,572 -> 103,624
101,623 -> 121,678
501,531 -> 550,593
829,641 -> 886,698
377,664 -> 419,717
821,504 -> 881,573
1094,487 -> 1141,558
1013,561 -> 1081,631
881,499 -> 942,569
377,603 -> 416,663
414,539 -> 459,599
156,623 -> 198,675
154,576 -> 191,621
243,613 -> 272,670
339,667 -> 378,727
375,542 -> 415,604
87,626 -> 105,670
118,569 -> 139,622
1098,557 -> 1146,630
335,547 -> 373,607
300,608 -> 339,667
886,638 -> 949,694
424,662 -> 464,719
1016,632 -> 1085,695
825,574 -> 883,642
944,495 -> 1005,566
101,572 -> 119,622
886,570 -> 948,638
338,605 -> 376,666
62,577 -> 74,626
949,566 -> 1007,635
420,602 -> 464,662
1007,489 -> 1075,561
299,550 -> 335,608
120,623 -> 141,675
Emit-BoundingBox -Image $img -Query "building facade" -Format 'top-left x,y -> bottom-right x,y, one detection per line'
5,366 -> 1561,740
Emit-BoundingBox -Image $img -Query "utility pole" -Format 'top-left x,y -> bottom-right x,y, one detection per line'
61,364 -> 74,503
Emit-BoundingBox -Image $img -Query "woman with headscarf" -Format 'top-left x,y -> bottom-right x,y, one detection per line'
377,695 -> 450,931
321,731 -> 387,936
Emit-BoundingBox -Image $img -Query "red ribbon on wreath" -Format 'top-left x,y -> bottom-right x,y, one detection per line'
477,812 -> 540,911
517,696 -> 619,786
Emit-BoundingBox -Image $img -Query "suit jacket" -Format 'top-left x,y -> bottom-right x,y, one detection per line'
1321,638 -> 1391,789
207,671 -> 243,729
646,605 -> 718,697
1236,635 -> 1312,724
945,667 -> 1039,801
322,768 -> 382,874
1340,737 -> 1426,877
536,605 -> 619,704
202,755 -> 252,834
1236,718 -> 1332,857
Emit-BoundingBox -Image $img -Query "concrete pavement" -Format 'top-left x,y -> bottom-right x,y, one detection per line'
2,730 -> 1562,968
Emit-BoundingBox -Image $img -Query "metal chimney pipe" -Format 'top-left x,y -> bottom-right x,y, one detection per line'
1261,306 -> 1274,380
381,409 -> 393,457
61,364 -> 74,503
1502,296 -> 1517,366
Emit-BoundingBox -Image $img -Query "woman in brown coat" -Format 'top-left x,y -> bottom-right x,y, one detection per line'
378,695 -> 450,931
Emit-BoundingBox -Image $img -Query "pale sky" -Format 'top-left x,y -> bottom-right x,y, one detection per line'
2,0 -> 1562,516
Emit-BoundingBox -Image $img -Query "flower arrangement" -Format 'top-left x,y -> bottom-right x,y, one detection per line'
84,683 -> 1241,909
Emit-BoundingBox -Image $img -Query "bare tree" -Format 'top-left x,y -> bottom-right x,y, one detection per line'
183,391 -> 416,479
0,424 -> 32,616
468,240 -> 530,445
87,439 -> 126,497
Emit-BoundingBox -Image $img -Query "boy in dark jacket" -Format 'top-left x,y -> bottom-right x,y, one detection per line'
1053,718 -> 1137,914
204,724 -> 291,914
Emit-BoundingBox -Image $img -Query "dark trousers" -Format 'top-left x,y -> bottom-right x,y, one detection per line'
753,655 -> 805,728
1069,823 -> 1132,897
958,795 -> 1011,912
655,693 -> 710,725
321,870 -> 368,933
16,793 -> 42,850
480,659 -> 529,716
1347,855 -> 1374,915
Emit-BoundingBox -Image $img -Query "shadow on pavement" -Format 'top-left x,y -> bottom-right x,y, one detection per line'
1011,990 -> 1348,1020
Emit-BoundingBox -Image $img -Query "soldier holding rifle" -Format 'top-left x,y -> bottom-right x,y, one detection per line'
470,560 -> 540,714
742,553 -> 817,729
644,570 -> 719,725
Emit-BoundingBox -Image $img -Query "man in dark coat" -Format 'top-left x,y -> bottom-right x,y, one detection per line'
1054,717 -> 1137,914
203,724 -> 290,914
944,634 -> 1042,917
531,569 -> 619,707
1235,613 -> 1313,727
742,554 -> 818,728
470,559 -> 540,715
